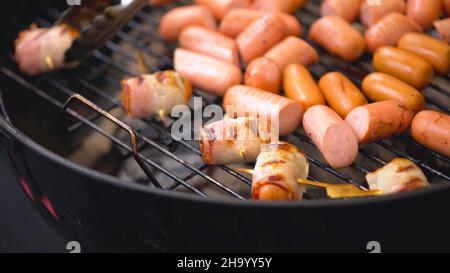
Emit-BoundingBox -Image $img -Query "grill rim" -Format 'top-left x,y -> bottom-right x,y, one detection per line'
0,112 -> 447,208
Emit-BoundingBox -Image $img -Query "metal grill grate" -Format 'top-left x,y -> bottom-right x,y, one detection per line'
1,0 -> 449,200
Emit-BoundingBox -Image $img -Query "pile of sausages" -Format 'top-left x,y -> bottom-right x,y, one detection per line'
131,0 -> 450,201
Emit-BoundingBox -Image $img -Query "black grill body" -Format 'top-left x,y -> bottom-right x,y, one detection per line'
0,0 -> 450,252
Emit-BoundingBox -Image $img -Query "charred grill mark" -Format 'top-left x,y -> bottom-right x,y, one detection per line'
260,159 -> 287,167
137,76 -> 145,85
395,164 -> 415,172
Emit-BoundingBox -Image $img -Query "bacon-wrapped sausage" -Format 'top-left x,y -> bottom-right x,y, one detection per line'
199,117 -> 271,165
253,142 -> 309,201
15,24 -> 79,75
121,71 -> 192,118
366,158 -> 429,194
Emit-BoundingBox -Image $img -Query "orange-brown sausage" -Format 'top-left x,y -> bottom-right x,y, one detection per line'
373,46 -> 434,89
179,26 -> 240,67
250,0 -> 307,14
345,100 -> 413,144
219,9 -> 302,38
320,0 -> 362,22
318,72 -> 368,118
444,0 -> 450,15
398,33 -> 450,75
406,0 -> 442,30
365,12 -> 422,53
361,72 -> 425,113
434,18 -> 450,44
245,57 -> 281,94
159,6 -> 217,42
412,110 -> 450,157
195,0 -> 251,20
174,48 -> 242,96
308,16 -> 365,62
236,13 -> 287,64
303,105 -> 359,169
223,85 -> 304,136
360,0 -> 406,27
283,64 -> 325,110
264,36 -> 319,72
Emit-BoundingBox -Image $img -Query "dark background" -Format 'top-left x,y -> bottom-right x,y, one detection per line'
0,157 -> 65,253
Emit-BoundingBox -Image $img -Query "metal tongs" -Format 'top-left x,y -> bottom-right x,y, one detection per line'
55,0 -> 148,64
235,168 -> 383,199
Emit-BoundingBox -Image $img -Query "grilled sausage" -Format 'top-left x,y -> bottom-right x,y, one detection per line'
121,71 -> 192,118
250,0 -> 307,14
15,24 -> 79,75
398,33 -> 450,75
345,100 -> 413,144
318,72 -> 368,118
360,0 -> 406,27
264,36 -> 319,72
412,110 -> 450,157
366,158 -> 429,194
199,117 -> 266,165
245,57 -> 281,94
179,26 -> 240,67
373,46 -> 434,89
195,0 -> 251,20
236,13 -> 287,64
283,64 -> 325,110
303,105 -> 359,169
159,5 -> 217,42
365,12 -> 422,53
361,72 -> 425,113
434,18 -> 450,44
320,0 -> 362,22
406,0 -> 441,30
219,9 -> 302,38
252,141 -> 309,201
223,85 -> 304,136
174,48 -> 242,96
444,0 -> 450,15
308,16 -> 365,62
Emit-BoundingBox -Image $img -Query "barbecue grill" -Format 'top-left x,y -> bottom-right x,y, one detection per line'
0,0 -> 449,252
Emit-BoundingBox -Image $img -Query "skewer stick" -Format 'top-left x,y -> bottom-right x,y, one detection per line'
136,50 -> 150,75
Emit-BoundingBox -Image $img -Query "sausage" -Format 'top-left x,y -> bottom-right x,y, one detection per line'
366,158 -> 429,194
149,0 -> 173,6
398,33 -> 450,75
15,24 -> 79,75
406,0 -> 442,30
121,71 -> 192,118
174,48 -> 242,96
250,0 -> 307,14
159,5 -> 217,42
320,0 -> 362,23
195,0 -> 251,20
283,64 -> 325,110
360,0 -> 406,27
434,18 -> 450,44
179,26 -> 240,67
412,110 -> 450,157
223,85 -> 304,136
345,100 -> 413,144
365,12 -> 422,53
308,16 -> 365,62
245,57 -> 281,94
219,9 -> 302,38
236,13 -> 287,64
303,105 -> 359,169
318,72 -> 368,118
373,46 -> 434,89
264,36 -> 319,72
444,0 -> 450,15
252,141 -> 309,201
361,72 -> 425,113
199,117 -> 265,165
